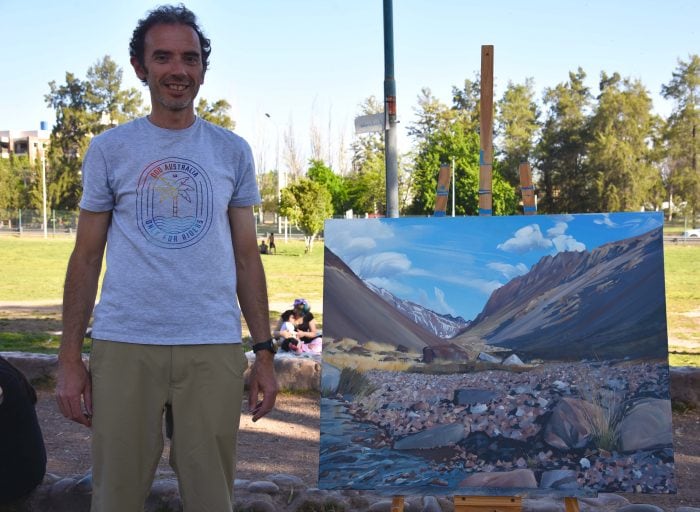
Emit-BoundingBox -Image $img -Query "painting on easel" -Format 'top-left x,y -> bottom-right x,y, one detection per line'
319,212 -> 675,495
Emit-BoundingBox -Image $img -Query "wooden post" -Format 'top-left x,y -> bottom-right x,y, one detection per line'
454,495 -> 522,512
391,495 -> 405,511
434,163 -> 452,217
564,497 -> 580,512
518,161 -> 536,215
479,44 -> 494,216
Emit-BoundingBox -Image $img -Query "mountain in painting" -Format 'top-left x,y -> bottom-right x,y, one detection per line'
323,247 -> 470,359
365,282 -> 471,338
458,227 -> 668,360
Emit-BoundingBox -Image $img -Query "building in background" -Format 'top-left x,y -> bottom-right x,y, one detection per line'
0,124 -> 50,161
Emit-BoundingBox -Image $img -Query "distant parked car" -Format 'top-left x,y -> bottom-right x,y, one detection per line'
682,228 -> 700,238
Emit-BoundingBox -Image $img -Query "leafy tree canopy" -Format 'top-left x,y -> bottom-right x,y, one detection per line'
196,98 -> 235,130
279,178 -> 332,252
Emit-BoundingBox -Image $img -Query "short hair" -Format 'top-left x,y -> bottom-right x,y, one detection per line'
129,4 -> 211,83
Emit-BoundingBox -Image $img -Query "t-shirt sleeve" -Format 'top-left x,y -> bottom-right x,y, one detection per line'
229,138 -> 261,208
79,140 -> 114,212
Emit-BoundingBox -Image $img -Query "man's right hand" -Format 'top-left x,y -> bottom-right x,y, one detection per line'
56,358 -> 93,427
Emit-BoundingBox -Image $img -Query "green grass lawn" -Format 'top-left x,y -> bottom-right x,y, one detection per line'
1,233 -> 698,366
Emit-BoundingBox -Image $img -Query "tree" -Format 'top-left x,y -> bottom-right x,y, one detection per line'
0,155 -> 32,210
496,78 -> 540,186
44,72 -> 93,210
344,96 -> 391,215
451,76 -> 481,132
85,55 -> 144,130
279,178 -> 332,253
307,159 -> 347,215
345,151 -> 387,215
45,56 -> 145,210
196,98 -> 235,130
535,68 -> 592,213
407,87 -> 516,215
587,72 -> 663,212
283,119 -> 305,180
662,54 -> 700,226
257,170 -> 280,220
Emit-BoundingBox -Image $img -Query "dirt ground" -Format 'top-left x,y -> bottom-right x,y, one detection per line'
36,388 -> 321,484
2,303 -> 699,508
33,389 -> 700,510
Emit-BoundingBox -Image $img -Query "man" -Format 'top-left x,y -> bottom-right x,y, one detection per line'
55,5 -> 277,511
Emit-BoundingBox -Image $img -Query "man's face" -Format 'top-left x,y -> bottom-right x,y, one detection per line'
132,23 -> 205,115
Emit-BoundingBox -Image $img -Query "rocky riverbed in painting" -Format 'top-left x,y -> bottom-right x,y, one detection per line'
319,360 -> 676,495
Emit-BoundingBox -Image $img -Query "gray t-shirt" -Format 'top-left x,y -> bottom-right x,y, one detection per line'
79,116 -> 260,345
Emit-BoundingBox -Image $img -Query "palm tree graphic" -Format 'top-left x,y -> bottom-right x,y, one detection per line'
155,175 -> 195,217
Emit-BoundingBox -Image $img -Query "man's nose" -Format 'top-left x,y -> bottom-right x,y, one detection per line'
168,57 -> 188,76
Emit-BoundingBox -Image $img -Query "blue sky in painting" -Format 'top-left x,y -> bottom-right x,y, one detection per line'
324,212 -> 663,321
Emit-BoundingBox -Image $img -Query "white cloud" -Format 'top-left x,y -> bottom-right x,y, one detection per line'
337,237 -> 376,260
470,278 -> 503,296
594,213 -> 617,228
349,251 -> 411,279
487,261 -> 529,280
433,287 -> 457,316
416,287 -> 458,316
551,234 -> 586,252
325,219 -> 394,257
547,222 -> 568,237
546,221 -> 586,253
497,224 -> 552,253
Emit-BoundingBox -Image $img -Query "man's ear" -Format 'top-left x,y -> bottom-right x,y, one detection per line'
131,56 -> 147,81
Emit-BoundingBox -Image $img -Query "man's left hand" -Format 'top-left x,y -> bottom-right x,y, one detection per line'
247,352 -> 277,421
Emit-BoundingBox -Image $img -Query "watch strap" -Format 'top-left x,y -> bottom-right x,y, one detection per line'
252,339 -> 276,354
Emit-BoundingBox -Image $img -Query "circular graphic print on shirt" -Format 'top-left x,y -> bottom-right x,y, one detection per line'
136,158 -> 213,249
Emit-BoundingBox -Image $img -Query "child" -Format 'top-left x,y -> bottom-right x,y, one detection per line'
277,310 -> 298,352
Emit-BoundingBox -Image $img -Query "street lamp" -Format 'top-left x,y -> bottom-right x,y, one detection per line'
34,142 -> 48,238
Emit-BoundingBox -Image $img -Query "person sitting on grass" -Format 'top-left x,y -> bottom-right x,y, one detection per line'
276,309 -> 299,352
291,298 -> 322,354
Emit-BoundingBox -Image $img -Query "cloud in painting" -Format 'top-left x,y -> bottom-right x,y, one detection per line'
325,219 -> 394,260
497,224 -> 552,253
547,222 -> 586,252
551,234 -> 586,252
547,222 -> 568,237
499,221 -> 585,256
487,261 -> 529,280
594,213 -> 618,228
418,287 -> 458,316
349,251 -> 412,280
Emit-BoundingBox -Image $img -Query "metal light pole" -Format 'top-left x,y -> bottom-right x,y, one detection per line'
383,0 -> 399,218
35,142 -> 48,238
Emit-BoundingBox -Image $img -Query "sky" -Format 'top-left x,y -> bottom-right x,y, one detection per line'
324,212 -> 664,321
1,0 -> 698,173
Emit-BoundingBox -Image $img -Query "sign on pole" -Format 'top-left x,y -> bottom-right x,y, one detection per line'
354,113 -> 386,134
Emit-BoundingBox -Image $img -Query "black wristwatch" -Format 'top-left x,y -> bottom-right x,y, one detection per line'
252,338 -> 276,355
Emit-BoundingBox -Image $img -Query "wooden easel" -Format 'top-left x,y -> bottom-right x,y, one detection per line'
417,44 -> 581,512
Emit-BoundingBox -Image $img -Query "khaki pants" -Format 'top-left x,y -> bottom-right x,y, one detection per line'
89,340 -> 247,512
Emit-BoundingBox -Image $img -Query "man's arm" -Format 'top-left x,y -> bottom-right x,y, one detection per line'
56,209 -> 111,427
228,206 -> 277,421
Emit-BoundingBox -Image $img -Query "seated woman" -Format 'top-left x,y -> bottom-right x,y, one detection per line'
291,298 -> 322,354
